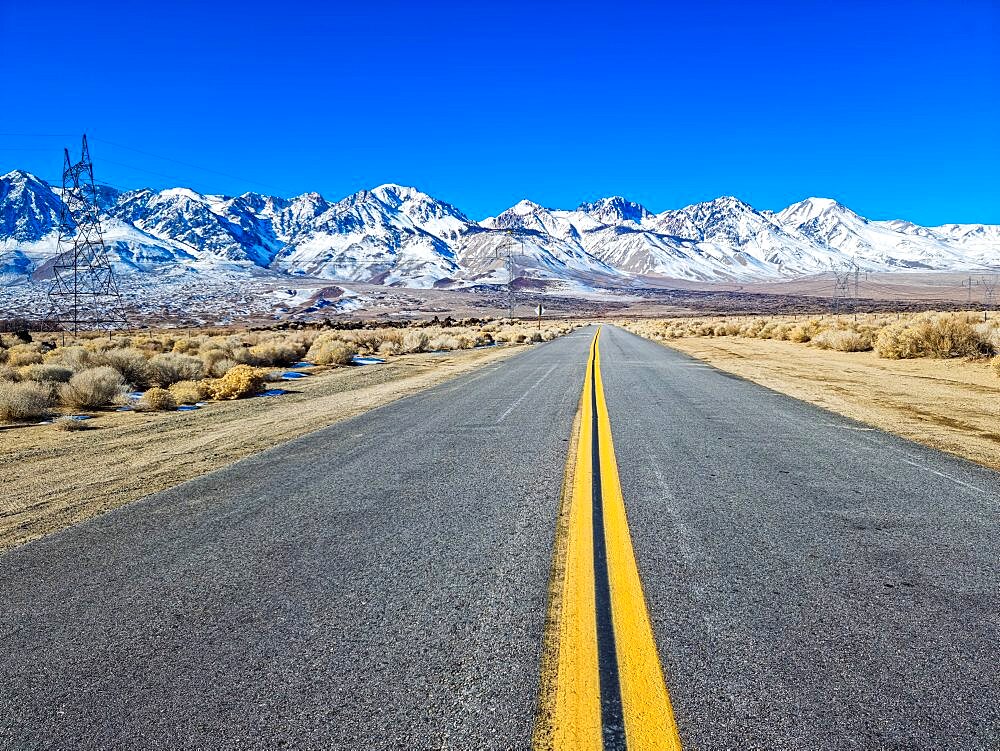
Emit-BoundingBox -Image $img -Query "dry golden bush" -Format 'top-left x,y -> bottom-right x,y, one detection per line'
103,348 -> 152,389
53,416 -> 93,432
7,346 -> 44,367
210,365 -> 266,400
306,336 -> 358,366
45,345 -> 99,371
227,345 -> 257,365
171,337 -> 203,355
0,380 -> 56,422
428,335 -> 458,351
496,328 -> 529,343
920,315 -> 990,357
209,357 -> 238,378
351,330 -> 387,354
248,340 -> 307,366
992,355 -> 1000,378
60,367 -> 127,410
136,387 -> 177,412
148,353 -> 204,386
123,336 -> 161,356
379,330 -> 404,348
19,364 -> 74,383
82,339 -> 116,355
14,319 -> 576,403
197,339 -> 227,355
626,312 -> 1000,362
169,380 -> 211,404
378,340 -> 401,356
875,314 -> 985,359
787,325 -> 812,343
455,334 -> 474,349
812,329 -> 873,352
974,320 -> 1000,352
200,349 -> 235,377
402,330 -> 430,353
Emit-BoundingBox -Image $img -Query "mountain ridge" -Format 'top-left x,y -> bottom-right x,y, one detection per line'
2,169 -> 998,293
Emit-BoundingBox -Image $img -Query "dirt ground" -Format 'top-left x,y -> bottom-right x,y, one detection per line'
660,336 -> 1000,472
0,346 -> 518,553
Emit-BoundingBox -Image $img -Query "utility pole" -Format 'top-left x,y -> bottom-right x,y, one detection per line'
46,134 -> 129,340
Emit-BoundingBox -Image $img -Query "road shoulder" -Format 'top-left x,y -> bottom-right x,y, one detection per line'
653,334 -> 1000,472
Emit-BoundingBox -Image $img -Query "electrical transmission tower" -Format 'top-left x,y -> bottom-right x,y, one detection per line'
494,231 -> 523,319
831,262 -> 852,316
975,274 -> 998,321
851,261 -> 868,321
962,275 -> 976,306
47,134 -> 129,337
830,260 -> 867,318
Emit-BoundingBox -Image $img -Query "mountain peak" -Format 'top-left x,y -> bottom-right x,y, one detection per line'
159,187 -> 206,202
577,196 -> 651,224
290,191 -> 327,204
479,200 -> 552,232
367,184 -> 470,230
371,183 -> 427,204
1,169 -> 47,185
777,197 -> 858,226
703,195 -> 756,211
510,199 -> 545,215
0,170 -> 65,242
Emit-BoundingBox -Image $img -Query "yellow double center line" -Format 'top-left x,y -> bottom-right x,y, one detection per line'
536,328 -> 682,750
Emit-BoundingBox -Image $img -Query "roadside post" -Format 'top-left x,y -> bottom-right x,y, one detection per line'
535,303 -> 545,329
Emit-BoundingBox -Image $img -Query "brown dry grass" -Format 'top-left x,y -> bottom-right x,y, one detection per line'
658,335 -> 1000,471
0,346 -> 518,552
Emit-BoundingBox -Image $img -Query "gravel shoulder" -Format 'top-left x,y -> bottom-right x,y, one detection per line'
0,346 -> 518,553
658,335 -> 1000,471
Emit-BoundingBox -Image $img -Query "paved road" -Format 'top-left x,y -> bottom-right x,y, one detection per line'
598,325 -> 1000,749
0,331 -> 591,750
2,324 -> 999,749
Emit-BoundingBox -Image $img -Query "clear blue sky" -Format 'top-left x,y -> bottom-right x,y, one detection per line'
1,0 -> 997,224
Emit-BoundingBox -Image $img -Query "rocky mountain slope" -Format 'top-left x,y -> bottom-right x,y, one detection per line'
2,169 -> 998,293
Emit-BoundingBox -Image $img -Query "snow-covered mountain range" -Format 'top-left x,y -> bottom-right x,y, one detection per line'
2,169 -> 998,294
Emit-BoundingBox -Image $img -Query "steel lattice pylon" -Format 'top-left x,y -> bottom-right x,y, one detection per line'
47,134 -> 129,335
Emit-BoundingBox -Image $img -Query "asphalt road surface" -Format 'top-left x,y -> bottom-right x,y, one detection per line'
2,325 -> 999,749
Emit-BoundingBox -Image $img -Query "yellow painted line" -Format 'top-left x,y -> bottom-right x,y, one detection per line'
548,331 -> 603,749
593,334 -> 682,750
538,327 -> 682,750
